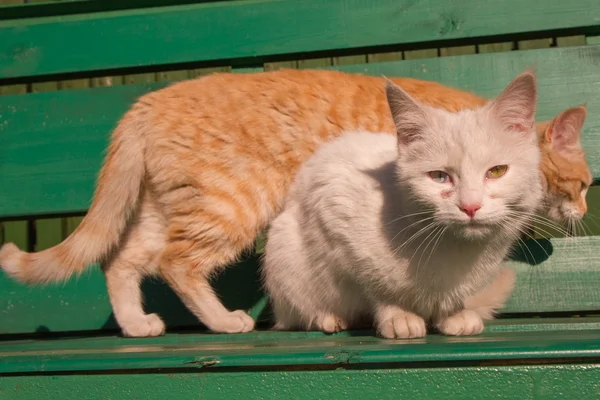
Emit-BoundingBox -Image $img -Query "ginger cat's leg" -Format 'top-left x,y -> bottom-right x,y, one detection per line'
159,251 -> 255,333
103,192 -> 167,337
157,211 -> 256,333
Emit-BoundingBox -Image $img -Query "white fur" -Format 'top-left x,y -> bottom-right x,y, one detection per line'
262,73 -> 542,338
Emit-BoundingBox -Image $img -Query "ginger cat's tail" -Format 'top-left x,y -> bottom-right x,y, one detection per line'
464,267 -> 516,320
0,107 -> 146,284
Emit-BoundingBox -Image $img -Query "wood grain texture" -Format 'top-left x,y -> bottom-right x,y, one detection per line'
2,45 -> 599,218
1,318 -> 600,374
1,0 -> 599,78
2,364 -> 600,399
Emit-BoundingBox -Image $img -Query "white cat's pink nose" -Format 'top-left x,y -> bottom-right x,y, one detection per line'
459,203 -> 481,218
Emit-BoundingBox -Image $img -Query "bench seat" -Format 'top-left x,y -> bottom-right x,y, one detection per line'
2,0 -> 600,397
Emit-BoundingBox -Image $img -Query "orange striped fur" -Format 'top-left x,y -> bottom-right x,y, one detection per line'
0,69 -> 591,337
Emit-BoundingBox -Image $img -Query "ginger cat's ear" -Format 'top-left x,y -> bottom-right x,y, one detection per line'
385,80 -> 429,146
491,70 -> 538,134
545,105 -> 587,153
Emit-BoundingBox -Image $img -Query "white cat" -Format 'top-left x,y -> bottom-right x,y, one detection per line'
262,71 -> 542,338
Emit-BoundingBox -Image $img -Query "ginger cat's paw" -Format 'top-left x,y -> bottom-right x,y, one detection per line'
313,314 -> 348,333
208,310 -> 255,333
437,309 -> 484,336
122,313 -> 166,337
376,308 -> 426,339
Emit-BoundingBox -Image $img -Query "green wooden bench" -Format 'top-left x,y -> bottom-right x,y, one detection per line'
1,0 -> 600,398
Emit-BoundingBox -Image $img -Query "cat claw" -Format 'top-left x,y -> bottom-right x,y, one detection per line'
121,313 -> 166,337
437,309 -> 484,336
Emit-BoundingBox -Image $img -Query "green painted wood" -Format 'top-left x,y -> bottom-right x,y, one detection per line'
2,45 -> 599,219
1,319 -> 600,374
1,0 -> 599,79
0,236 -> 598,335
0,81 -> 170,217
588,36 -> 600,45
2,364 -> 600,400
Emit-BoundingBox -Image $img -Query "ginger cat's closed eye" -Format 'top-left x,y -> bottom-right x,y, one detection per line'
0,69 -> 591,337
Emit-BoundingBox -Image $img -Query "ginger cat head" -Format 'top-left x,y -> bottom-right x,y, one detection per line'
538,105 -> 593,225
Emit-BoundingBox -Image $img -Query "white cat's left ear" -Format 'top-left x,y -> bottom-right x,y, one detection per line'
491,70 -> 538,134
385,79 -> 429,146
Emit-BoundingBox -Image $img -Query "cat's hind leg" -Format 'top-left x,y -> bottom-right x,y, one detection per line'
157,203 -> 256,333
102,194 -> 167,337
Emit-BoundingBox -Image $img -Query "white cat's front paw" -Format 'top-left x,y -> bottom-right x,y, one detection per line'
377,311 -> 426,339
437,309 -> 484,336
121,313 -> 166,337
312,314 -> 348,333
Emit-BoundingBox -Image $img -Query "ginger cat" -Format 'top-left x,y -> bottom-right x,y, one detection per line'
0,69 -> 592,337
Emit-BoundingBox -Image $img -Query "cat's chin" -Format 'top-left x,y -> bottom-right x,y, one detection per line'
452,224 -> 493,240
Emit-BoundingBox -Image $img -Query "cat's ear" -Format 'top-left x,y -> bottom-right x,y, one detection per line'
491,70 -> 537,134
385,80 -> 429,146
545,105 -> 587,153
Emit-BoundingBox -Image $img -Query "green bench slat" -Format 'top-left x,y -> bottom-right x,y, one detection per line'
1,318 -> 600,374
2,45 -> 599,218
1,0 -> 599,79
1,364 -> 599,399
0,237 -> 598,335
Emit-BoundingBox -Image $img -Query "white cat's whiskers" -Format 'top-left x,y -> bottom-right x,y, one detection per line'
497,219 -> 540,297
384,210 -> 434,226
419,225 -> 448,279
412,224 -> 443,277
388,216 -> 436,246
392,220 -> 439,258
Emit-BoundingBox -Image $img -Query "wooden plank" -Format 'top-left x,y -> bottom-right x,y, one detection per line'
478,42 -> 514,53
189,66 -> 231,79
556,35 -> 587,47
0,235 -> 598,335
0,319 -> 600,373
440,45 -> 476,57
264,61 -> 297,71
1,0 -> 599,79
366,52 -> 402,63
29,79 -> 59,250
518,38 -> 553,50
3,45 -> 599,218
588,36 -> 600,45
404,49 -> 438,60
1,364 -> 600,399
0,3 -> 28,250
332,55 -> 367,66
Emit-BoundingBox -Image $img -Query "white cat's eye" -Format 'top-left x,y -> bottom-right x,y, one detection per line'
486,165 -> 508,179
428,171 -> 452,183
